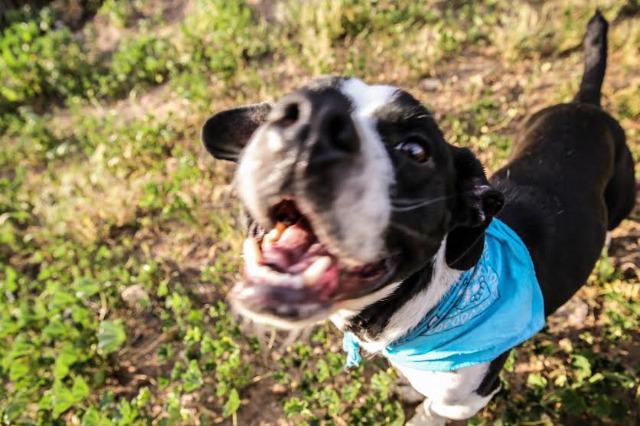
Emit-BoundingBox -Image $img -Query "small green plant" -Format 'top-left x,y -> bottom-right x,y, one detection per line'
180,0 -> 269,79
0,8 -> 91,110
94,31 -> 177,99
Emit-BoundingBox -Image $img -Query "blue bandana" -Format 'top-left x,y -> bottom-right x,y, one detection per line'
343,218 -> 545,372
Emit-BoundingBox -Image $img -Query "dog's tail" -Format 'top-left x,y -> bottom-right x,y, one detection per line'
574,11 -> 608,106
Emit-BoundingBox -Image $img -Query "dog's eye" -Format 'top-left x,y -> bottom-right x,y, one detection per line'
395,138 -> 429,163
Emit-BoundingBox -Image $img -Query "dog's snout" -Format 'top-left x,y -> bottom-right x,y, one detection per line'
314,105 -> 359,155
268,91 -> 359,160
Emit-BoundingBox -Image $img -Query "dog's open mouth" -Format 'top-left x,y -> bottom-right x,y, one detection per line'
230,200 -> 395,323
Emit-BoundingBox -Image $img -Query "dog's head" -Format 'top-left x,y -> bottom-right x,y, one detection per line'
202,77 -> 503,328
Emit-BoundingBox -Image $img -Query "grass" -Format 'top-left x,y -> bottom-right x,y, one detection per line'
0,0 -> 638,424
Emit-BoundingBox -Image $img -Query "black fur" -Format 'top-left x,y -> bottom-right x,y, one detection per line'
473,12 -> 635,398
575,11 -> 608,106
475,351 -> 510,397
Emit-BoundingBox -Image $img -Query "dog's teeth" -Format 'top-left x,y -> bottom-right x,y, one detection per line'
238,286 -> 257,298
244,238 -> 262,266
262,234 -> 273,249
303,256 -> 332,286
263,223 -> 286,248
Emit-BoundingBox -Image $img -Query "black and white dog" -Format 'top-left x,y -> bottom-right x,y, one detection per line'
202,13 -> 635,424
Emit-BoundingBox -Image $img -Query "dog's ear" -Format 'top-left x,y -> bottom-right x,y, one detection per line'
201,102 -> 272,162
446,146 -> 504,270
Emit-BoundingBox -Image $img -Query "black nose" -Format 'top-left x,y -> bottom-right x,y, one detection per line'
269,91 -> 360,159
270,94 -> 307,129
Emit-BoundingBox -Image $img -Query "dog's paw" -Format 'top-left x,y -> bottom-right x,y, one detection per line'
394,382 -> 424,405
405,401 -> 446,426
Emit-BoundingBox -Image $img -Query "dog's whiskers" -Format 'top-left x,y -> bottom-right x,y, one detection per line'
391,195 -> 455,212
388,221 -> 431,241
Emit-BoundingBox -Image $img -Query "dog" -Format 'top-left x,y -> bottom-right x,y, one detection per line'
201,12 -> 635,424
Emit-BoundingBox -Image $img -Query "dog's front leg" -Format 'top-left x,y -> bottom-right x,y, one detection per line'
395,362 -> 500,425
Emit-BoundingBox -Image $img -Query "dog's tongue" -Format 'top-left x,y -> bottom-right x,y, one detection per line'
261,222 -> 319,272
